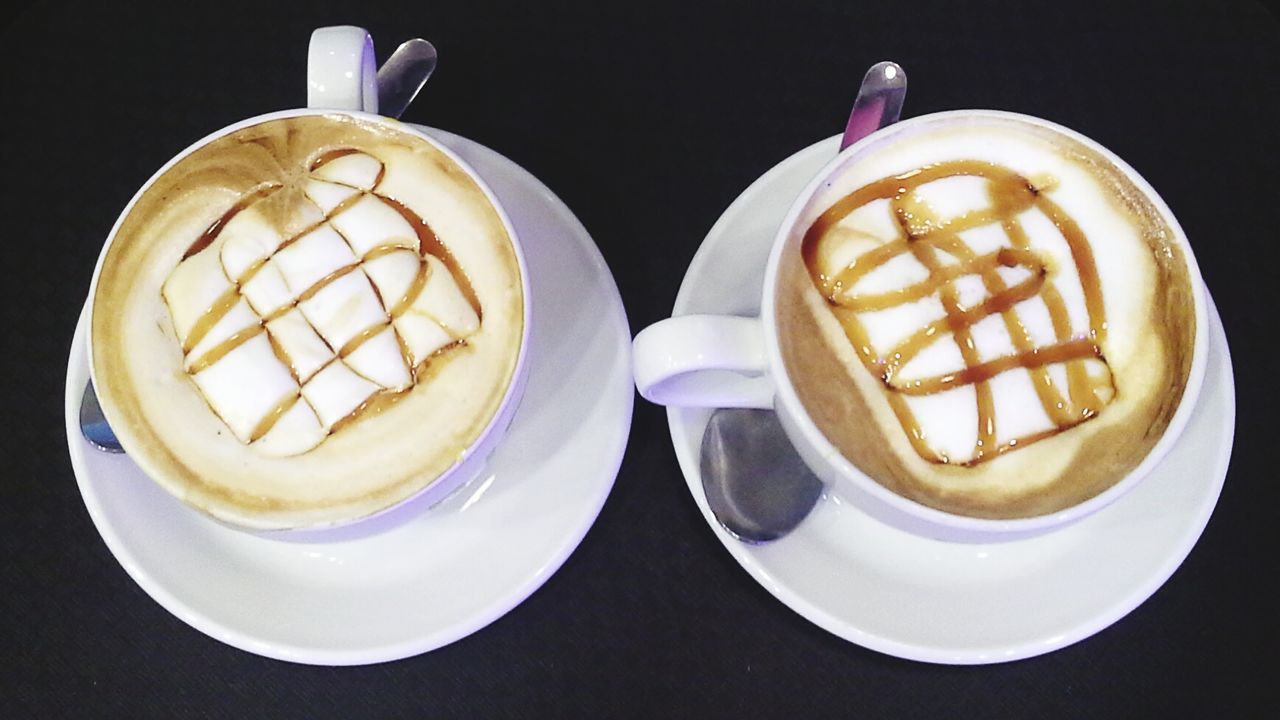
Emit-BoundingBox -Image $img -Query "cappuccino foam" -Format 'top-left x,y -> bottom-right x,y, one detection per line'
777,116 -> 1196,518
92,114 -> 524,528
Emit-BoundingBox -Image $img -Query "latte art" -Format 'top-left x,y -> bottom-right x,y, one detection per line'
163,149 -> 481,456
776,116 -> 1197,518
802,161 -> 1114,465
91,114 -> 525,528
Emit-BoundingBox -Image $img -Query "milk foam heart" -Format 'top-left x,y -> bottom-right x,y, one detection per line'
91,114 -> 524,528
776,116 -> 1197,518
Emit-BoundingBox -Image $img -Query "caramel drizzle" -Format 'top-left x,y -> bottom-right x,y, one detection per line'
801,160 -> 1113,465
177,150 -> 479,443
182,184 -> 282,261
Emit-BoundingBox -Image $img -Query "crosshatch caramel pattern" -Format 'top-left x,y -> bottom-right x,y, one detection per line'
168,149 -> 482,450
802,160 -> 1115,465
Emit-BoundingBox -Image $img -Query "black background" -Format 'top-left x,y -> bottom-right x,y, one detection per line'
2,0 -> 1275,717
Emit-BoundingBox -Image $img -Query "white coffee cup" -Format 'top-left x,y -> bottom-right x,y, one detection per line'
86,26 -> 532,530
633,110 -> 1209,543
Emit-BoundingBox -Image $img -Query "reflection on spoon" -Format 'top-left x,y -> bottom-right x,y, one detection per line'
700,409 -> 822,543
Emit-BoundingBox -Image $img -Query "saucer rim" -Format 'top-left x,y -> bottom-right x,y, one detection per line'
63,127 -> 634,665
666,134 -> 1235,665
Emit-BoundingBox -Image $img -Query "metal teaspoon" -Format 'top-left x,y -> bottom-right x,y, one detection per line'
78,38 -> 441,453
699,61 -> 907,543
377,39 -> 438,120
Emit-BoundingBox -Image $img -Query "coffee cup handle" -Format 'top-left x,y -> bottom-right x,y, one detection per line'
307,26 -> 379,114
632,315 -> 775,409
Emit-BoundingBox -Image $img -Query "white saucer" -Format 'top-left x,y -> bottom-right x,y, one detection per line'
63,127 -> 634,666
668,136 -> 1236,665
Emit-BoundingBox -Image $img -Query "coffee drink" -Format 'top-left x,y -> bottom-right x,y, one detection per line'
775,115 -> 1197,519
91,113 -> 525,528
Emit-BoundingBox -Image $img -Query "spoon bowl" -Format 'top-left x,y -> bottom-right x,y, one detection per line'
79,380 -> 123,453
700,409 -> 822,543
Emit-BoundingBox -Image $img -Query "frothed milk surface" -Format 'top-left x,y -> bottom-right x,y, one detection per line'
92,114 -> 524,528
776,115 -> 1196,518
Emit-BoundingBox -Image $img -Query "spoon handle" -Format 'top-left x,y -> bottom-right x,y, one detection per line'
376,39 -> 438,120
841,61 -> 907,150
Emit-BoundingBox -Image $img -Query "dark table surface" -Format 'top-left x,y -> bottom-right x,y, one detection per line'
2,0 -> 1275,716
